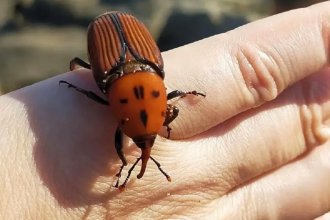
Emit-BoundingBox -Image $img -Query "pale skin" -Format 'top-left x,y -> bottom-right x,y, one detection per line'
1,2 -> 330,219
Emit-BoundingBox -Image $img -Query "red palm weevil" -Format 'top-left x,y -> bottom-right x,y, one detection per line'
60,12 -> 205,190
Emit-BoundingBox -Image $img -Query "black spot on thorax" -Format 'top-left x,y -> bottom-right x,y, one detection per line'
140,109 -> 148,128
133,86 -> 144,99
151,90 -> 160,98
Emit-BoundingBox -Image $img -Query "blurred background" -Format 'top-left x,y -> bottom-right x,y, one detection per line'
0,0 -> 324,94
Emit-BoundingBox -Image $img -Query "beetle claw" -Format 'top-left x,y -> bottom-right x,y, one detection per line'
59,80 -> 75,88
58,80 -> 66,86
118,185 -> 126,192
187,90 -> 206,97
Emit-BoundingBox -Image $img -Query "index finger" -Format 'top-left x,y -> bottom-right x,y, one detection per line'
163,2 -> 330,139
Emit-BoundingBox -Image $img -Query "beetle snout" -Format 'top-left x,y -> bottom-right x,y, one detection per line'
132,135 -> 156,179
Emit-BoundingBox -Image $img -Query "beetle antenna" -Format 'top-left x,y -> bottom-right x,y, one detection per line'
150,156 -> 171,182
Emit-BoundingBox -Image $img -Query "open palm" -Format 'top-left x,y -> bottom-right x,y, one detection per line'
1,2 -> 330,219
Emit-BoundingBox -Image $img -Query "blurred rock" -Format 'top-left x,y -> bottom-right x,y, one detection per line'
157,10 -> 247,51
14,0 -> 99,27
0,26 -> 86,92
4,0 -> 322,94
0,0 -> 15,29
273,0 -> 324,13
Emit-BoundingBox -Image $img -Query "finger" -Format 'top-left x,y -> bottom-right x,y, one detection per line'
213,140 -> 330,219
160,68 -> 330,201
127,101 -> 330,219
162,2 -> 330,139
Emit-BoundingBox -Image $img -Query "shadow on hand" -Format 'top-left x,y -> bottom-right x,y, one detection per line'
9,71 -> 127,207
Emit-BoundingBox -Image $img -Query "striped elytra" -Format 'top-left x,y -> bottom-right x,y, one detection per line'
87,12 -> 164,93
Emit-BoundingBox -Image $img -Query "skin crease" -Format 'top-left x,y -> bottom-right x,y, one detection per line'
1,2 -> 330,219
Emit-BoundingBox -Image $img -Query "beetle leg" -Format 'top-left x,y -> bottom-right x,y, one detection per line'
167,90 -> 206,100
114,127 -> 128,188
115,127 -> 127,166
164,90 -> 205,138
163,104 -> 179,138
59,80 -> 109,105
150,156 -> 171,182
114,164 -> 125,188
70,57 -> 91,70
118,157 -> 141,191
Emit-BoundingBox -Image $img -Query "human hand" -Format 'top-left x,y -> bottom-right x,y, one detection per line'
1,2 -> 330,219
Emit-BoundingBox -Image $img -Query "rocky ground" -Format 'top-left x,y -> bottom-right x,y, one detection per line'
0,0 -> 323,94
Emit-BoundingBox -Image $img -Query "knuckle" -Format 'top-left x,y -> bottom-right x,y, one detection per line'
235,43 -> 284,104
299,81 -> 330,147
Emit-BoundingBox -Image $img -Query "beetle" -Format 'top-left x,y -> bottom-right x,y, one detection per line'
59,12 -> 205,190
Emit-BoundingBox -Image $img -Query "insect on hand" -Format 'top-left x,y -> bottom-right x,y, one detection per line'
59,12 -> 205,190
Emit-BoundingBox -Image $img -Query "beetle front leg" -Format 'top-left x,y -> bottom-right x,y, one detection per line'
59,81 -> 109,105
167,90 -> 206,100
163,104 -> 179,138
114,127 -> 128,188
70,57 -> 91,70
164,90 -> 205,138
118,157 -> 141,191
